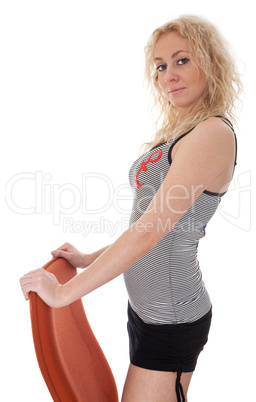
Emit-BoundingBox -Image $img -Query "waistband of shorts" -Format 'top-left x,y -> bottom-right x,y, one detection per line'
128,301 -> 212,330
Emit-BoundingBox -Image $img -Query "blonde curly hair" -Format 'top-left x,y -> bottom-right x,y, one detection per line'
143,15 -> 242,151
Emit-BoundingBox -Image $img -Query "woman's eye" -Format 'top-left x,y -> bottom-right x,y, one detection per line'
156,64 -> 167,72
176,58 -> 189,65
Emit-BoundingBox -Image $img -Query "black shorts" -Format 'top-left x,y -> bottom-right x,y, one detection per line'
127,302 -> 212,373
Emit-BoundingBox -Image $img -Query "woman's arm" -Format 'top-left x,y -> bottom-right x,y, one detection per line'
20,118 -> 235,307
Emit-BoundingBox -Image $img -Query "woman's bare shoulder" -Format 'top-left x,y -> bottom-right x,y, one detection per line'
177,116 -> 235,155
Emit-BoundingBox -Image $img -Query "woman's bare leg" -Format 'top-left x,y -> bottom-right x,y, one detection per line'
121,364 -> 193,402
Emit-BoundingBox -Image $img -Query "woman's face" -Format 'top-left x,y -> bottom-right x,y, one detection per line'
154,31 -> 207,119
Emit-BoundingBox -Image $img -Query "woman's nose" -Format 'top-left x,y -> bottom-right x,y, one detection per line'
164,66 -> 178,83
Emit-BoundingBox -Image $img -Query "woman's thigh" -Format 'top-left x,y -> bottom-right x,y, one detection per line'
121,364 -> 193,402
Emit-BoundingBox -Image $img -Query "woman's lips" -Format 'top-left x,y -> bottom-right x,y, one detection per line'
168,87 -> 185,95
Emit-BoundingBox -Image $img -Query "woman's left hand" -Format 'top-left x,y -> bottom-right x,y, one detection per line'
20,268 -> 63,308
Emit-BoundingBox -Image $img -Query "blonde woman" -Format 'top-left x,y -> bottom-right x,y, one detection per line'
20,15 -> 241,402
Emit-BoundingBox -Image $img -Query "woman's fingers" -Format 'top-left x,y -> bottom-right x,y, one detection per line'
51,248 -> 68,258
51,242 -> 72,258
51,242 -> 84,268
20,267 -> 42,300
20,278 -> 31,301
20,268 -> 62,307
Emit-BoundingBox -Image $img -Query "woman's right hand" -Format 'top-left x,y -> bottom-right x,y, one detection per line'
51,243 -> 90,268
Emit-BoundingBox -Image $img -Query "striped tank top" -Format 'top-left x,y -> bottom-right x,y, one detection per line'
123,120 -> 237,325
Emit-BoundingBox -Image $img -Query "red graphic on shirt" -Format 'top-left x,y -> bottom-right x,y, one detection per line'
134,149 -> 163,189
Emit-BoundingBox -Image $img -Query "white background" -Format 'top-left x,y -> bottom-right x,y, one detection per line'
1,0 -> 255,401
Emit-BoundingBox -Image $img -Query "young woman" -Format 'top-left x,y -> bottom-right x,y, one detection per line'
20,15 -> 242,402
